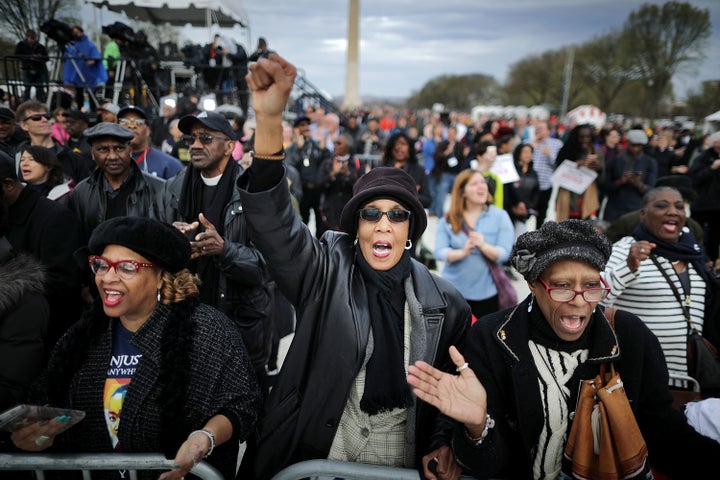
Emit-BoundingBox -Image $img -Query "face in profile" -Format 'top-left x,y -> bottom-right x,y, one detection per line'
356,198 -> 411,271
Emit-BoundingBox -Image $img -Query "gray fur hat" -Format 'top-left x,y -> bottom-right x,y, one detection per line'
511,219 -> 612,282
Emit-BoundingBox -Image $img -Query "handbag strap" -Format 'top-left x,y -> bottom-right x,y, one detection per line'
648,254 -> 695,333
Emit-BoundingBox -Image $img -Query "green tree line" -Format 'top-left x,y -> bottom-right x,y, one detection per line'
407,1 -> 716,121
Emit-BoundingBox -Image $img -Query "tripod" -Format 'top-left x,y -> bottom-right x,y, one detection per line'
58,42 -> 103,109
112,56 -> 159,111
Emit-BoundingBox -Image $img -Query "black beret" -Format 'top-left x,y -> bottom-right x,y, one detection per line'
88,217 -> 191,273
511,219 -> 612,282
340,166 -> 427,244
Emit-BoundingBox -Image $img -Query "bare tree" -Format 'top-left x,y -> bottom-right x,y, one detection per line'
622,1 -> 711,118
0,0 -> 78,43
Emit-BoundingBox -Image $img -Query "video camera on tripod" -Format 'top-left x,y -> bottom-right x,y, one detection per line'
40,19 -> 74,52
102,22 -> 141,55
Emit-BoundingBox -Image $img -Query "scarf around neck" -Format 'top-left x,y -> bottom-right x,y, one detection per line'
355,245 -> 413,415
633,222 -> 718,292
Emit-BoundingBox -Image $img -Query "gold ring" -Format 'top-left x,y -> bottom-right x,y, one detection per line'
456,362 -> 469,372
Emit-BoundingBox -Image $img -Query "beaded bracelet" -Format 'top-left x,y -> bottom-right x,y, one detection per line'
251,150 -> 286,161
464,414 -> 495,446
188,429 -> 216,458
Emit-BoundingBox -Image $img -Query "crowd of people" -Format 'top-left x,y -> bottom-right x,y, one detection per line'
1,47 -> 720,480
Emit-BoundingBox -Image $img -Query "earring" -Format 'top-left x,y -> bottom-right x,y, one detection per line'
353,237 -> 358,246
157,288 -> 161,303
405,239 -> 413,251
527,295 -> 534,313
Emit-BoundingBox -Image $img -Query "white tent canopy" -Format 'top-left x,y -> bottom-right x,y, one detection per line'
91,0 -> 249,28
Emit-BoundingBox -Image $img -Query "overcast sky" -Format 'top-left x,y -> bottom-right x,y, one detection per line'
240,0 -> 720,101
92,0 -> 720,101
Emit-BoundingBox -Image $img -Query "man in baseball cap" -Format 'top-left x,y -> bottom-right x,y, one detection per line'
166,110 -> 273,392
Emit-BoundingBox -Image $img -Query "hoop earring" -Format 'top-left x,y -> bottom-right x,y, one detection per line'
527,295 -> 534,313
157,288 -> 161,303
405,239 -> 413,250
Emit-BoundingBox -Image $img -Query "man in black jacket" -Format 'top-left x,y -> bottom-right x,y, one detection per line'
163,111 -> 274,394
14,30 -> 48,102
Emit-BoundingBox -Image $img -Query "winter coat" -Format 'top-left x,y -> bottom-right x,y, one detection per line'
452,298 -> 720,479
238,168 -> 470,479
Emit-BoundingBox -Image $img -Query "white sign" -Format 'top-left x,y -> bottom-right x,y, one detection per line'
550,159 -> 598,195
490,154 -> 520,184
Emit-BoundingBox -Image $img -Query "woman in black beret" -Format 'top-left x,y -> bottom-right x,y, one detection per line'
408,218 -> 720,479
10,216 -> 260,480
237,54 -> 470,480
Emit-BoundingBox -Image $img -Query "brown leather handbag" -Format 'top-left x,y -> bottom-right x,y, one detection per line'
562,308 -> 650,480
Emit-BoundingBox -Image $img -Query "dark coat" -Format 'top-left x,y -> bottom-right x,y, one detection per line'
452,298 -> 720,479
238,170 -> 470,479
0,246 -> 48,411
689,147 -> 720,213
37,303 -> 260,480
6,186 -> 82,353
68,162 -> 166,244
162,168 -> 273,371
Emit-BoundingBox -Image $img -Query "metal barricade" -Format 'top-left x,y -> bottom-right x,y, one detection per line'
0,453 -> 223,480
270,459 -> 477,480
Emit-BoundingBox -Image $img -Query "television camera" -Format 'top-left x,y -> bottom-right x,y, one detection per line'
40,19 -> 75,51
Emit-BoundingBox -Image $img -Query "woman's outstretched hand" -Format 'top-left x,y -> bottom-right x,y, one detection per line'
407,345 -> 487,429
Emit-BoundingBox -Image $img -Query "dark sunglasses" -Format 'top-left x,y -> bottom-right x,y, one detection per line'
358,207 -> 411,223
182,133 -> 230,146
23,113 -> 51,122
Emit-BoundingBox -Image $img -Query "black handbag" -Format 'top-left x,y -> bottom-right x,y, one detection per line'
650,255 -> 720,395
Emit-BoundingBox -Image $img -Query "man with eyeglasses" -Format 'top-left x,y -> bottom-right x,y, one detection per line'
316,132 -> 363,236
116,105 -> 183,180
162,111 -> 274,395
14,100 -> 93,183
67,122 -> 165,245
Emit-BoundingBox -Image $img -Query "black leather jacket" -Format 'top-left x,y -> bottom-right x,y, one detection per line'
162,168 -> 273,369
67,161 -> 165,244
238,167 -> 470,479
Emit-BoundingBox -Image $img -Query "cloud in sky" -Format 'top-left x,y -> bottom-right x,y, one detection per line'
88,0 -> 719,101
240,0 -> 720,99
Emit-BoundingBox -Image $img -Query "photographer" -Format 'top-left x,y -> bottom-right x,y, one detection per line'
248,37 -> 274,62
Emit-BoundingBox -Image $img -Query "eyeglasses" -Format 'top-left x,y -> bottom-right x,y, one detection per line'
538,277 -> 610,303
88,255 -> 158,280
182,133 -> 230,146
23,113 -> 51,122
119,117 -> 147,127
93,144 -> 129,154
358,207 -> 412,223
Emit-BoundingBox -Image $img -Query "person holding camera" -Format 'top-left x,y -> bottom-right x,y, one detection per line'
603,128 -> 658,223
316,132 -> 364,236
63,25 -> 107,111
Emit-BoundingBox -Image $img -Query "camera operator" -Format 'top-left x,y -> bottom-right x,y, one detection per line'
128,30 -> 160,98
15,30 -> 49,102
62,25 -> 107,111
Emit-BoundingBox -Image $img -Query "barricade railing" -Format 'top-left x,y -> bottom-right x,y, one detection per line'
270,459 -> 477,480
0,452 -> 223,480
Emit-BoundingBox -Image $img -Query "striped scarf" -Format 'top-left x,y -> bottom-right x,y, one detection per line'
529,341 -> 588,480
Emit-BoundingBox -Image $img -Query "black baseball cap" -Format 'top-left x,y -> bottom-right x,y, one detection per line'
178,111 -> 236,141
117,105 -> 147,119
